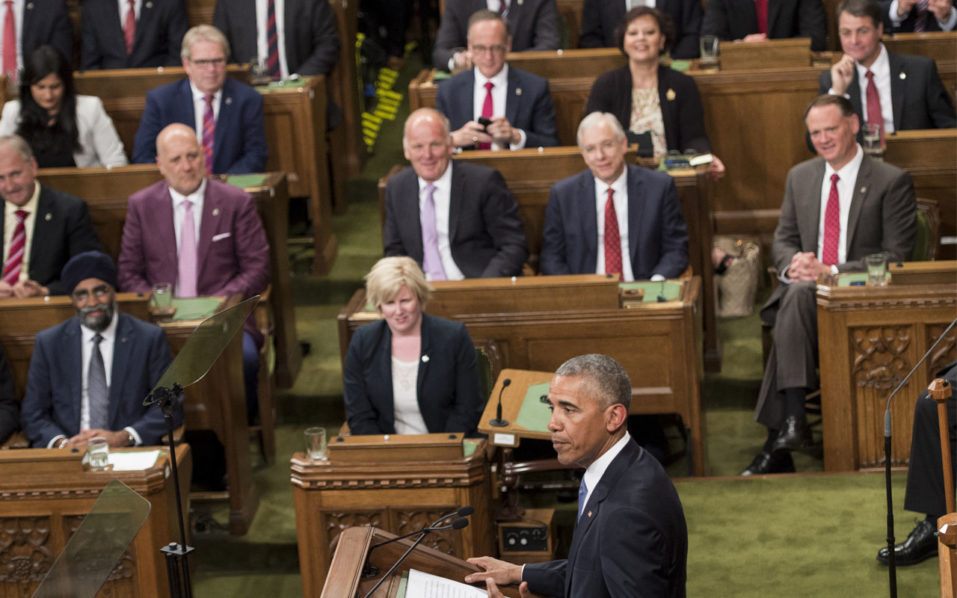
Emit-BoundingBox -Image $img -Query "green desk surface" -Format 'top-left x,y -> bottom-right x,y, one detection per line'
170,297 -> 221,321
255,78 -> 309,91
619,280 -> 682,302
462,438 -> 480,457
515,382 -> 552,432
225,174 -> 267,189
837,272 -> 891,287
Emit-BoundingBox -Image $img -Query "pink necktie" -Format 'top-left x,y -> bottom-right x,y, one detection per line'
478,81 -> 494,150
2,1 -> 15,82
604,188 -> 622,277
202,94 -> 215,174
124,0 -> 136,55
420,183 -> 447,281
821,174 -> 840,266
177,200 -> 198,297
2,209 -> 26,284
864,71 -> 885,145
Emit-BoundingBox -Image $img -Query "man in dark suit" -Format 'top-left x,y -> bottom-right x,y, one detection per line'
579,0 -> 703,59
435,10 -> 558,150
879,0 -> 955,32
742,94 -> 916,475
541,111 -> 688,280
80,0 -> 188,70
465,354 -> 688,597
0,343 -> 17,444
21,251 -> 178,449
701,0 -> 828,51
820,0 -> 956,134
433,0 -> 560,72
0,135 -> 102,298
383,108 -> 528,279
131,25 -> 268,174
1,0 -> 72,82
119,123 -> 270,419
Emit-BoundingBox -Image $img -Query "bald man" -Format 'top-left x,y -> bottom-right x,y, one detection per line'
383,108 -> 527,279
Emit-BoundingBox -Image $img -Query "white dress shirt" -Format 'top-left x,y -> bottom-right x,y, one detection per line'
2,181 -> 38,282
169,178 -> 206,250
816,144 -> 864,266
417,163 -> 465,280
391,356 -> 429,434
255,0 -> 290,78
472,64 -> 528,150
580,432 -> 632,513
190,82 -> 222,140
593,168 -> 636,282
887,0 -> 957,30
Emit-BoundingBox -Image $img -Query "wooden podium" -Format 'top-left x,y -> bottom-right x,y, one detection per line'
291,434 -> 495,595
322,526 -> 521,598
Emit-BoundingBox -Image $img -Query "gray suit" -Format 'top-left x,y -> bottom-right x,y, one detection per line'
754,152 -> 916,427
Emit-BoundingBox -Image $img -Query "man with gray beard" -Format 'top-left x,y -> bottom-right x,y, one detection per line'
21,251 -> 178,449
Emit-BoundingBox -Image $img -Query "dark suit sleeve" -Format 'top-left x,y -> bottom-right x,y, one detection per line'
128,326 -> 176,445
797,0 -> 828,51
540,183 -> 572,275
441,322 -> 483,435
924,60 -> 957,128
841,168 -> 916,271
523,559 -> 568,597
651,178 -> 690,278
133,89 -> 163,164
210,192 -> 271,297
0,344 -> 18,444
478,170 -> 528,277
598,505 -> 676,595
80,3 -> 105,70
227,91 -> 268,174
343,327 -> 385,435
432,5 -> 466,70
46,198 -> 103,296
771,168 -> 805,274
701,0 -> 733,39
528,0 -> 561,51
522,80 -> 559,148
292,0 -> 340,76
671,72 -> 711,153
21,335 -> 63,448
579,0 -> 607,48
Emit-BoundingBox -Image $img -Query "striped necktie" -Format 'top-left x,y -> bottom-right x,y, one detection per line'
2,209 -> 27,284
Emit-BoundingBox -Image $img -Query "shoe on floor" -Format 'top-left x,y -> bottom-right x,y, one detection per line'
877,519 -> 938,566
771,415 -> 814,453
739,450 -> 795,476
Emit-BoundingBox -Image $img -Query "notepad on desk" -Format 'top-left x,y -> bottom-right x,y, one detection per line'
398,569 -> 487,598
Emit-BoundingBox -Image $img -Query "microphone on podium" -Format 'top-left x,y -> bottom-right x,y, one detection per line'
368,505 -> 474,551
490,378 -> 511,427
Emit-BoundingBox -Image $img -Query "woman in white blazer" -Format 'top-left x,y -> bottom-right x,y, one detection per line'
0,45 -> 127,168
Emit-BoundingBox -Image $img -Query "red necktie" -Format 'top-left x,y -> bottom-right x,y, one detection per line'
604,188 -> 622,277
124,0 -> 136,55
865,70 -> 885,145
202,94 -> 215,174
822,174 -> 840,266
2,209 -> 26,284
266,0 -> 280,79
478,81 -> 494,150
2,0 -> 15,82
498,0 -> 508,14
755,0 -> 768,34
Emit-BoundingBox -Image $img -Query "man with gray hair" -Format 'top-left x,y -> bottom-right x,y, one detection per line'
383,107 -> 527,279
540,111 -> 688,281
132,24 -> 268,174
465,353 -> 688,597
0,135 -> 102,298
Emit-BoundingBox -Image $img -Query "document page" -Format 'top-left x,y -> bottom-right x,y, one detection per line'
404,568 -> 488,597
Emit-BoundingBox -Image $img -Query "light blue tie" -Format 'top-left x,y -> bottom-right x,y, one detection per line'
577,479 -> 588,520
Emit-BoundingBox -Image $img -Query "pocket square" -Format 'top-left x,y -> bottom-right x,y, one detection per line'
212,232 -> 232,242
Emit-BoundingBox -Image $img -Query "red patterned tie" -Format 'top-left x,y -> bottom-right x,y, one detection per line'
2,209 -> 27,285
914,0 -> 929,31
266,0 -> 280,79
755,0 -> 768,34
822,174 -> 840,266
202,94 -> 215,174
604,188 -> 622,277
124,0 -> 136,55
2,1 -> 15,82
478,81 -> 494,150
865,70 -> 885,145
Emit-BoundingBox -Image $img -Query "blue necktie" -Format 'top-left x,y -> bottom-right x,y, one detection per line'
577,479 -> 588,520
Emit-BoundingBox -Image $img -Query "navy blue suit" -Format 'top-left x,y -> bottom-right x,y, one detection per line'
21,313 -> 177,448
343,313 -> 483,435
701,0 -> 828,50
523,438 -> 688,597
0,343 -> 18,444
131,78 -> 268,174
541,164 -> 689,279
81,0 -> 188,69
435,66 -> 559,149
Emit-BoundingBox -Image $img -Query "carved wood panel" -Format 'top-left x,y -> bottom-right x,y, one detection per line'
0,516 -> 53,592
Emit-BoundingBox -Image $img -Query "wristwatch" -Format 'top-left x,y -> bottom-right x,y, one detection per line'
125,431 -> 135,446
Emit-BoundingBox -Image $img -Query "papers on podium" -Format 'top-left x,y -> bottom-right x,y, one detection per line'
402,568 -> 487,597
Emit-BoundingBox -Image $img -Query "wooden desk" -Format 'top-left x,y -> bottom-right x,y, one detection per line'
36,166 -> 302,389
0,294 -> 258,535
817,261 -> 957,472
337,275 -> 707,474
478,369 -> 553,444
290,435 -> 494,595
0,445 -> 191,598
72,68 -> 337,275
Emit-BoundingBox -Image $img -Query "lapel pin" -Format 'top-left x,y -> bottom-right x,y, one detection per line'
899,72 -> 906,80
25,2 -> 32,9
860,186 -> 867,194
146,0 -> 153,7
666,88 -> 676,101
44,212 -> 52,221
587,510 -> 592,518
225,97 -> 233,105
212,208 -> 220,216
422,355 -> 430,363
515,88 -> 522,96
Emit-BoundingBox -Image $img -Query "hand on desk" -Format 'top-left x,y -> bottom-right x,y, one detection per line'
67,429 -> 129,449
465,556 -> 523,587
709,155 -> 726,180
0,279 -> 48,298
740,33 -> 769,42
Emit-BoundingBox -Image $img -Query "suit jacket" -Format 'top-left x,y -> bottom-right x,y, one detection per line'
435,66 -> 559,148
117,178 -> 270,299
383,162 -> 528,278
343,313 -> 483,435
0,96 -> 128,167
213,0 -> 339,76
0,185 -> 102,295
578,0 -> 703,59
524,438 -> 688,597
21,0 -> 73,66
585,65 -> 711,154
0,343 -> 18,444
81,0 -> 187,69
131,78 -> 268,174
880,0 -> 956,32
701,0 -> 827,51
432,0 -> 560,70
21,312 -> 176,448
818,49 -> 957,131
541,164 -> 688,279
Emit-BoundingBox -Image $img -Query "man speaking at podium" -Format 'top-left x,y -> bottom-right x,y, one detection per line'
465,354 -> 687,597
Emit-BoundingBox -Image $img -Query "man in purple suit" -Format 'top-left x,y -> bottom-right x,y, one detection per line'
118,123 -> 269,422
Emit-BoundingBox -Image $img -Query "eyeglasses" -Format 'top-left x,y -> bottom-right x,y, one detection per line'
72,284 -> 111,303
189,57 -> 226,68
470,44 -> 507,55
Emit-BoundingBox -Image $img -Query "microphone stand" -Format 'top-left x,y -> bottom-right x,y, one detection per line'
883,317 -> 957,598
490,378 -> 511,427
